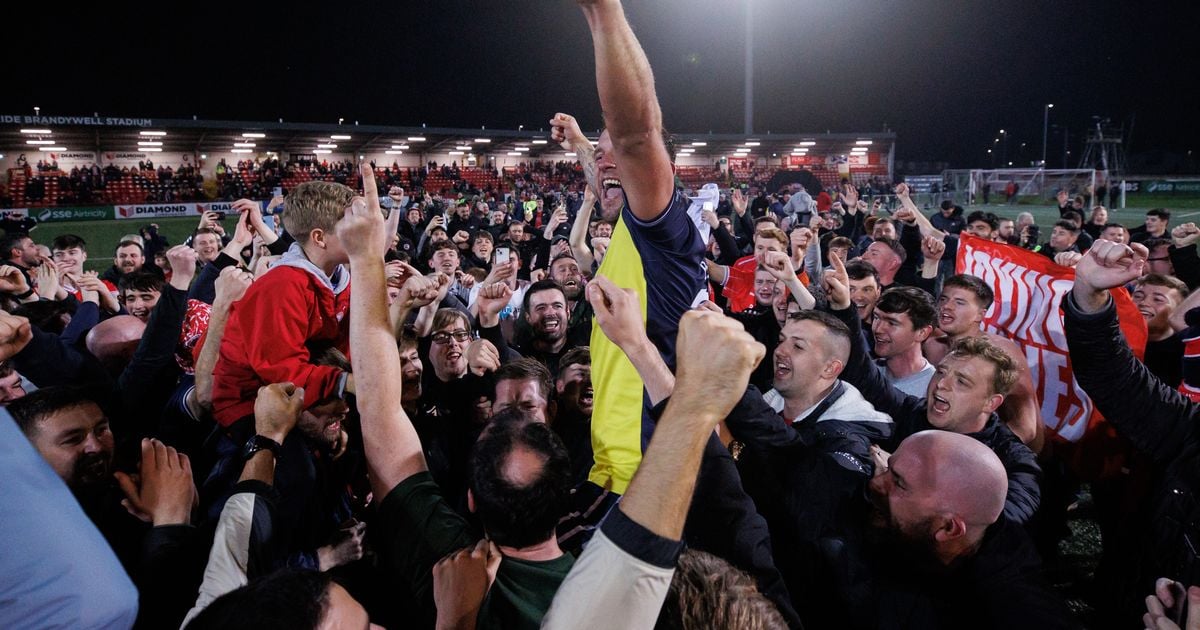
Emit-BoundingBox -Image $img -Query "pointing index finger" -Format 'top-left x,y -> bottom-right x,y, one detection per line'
359,162 -> 379,212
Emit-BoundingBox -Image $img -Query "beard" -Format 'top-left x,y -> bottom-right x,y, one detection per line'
558,379 -> 594,418
72,451 -> 113,488
533,318 -> 566,343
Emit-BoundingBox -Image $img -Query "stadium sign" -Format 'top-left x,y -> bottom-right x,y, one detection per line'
116,203 -> 201,219
196,202 -> 237,214
1142,180 -> 1200,194
0,115 -> 154,127
33,206 -> 116,222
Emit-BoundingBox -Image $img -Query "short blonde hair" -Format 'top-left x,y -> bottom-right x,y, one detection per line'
754,227 -> 788,249
947,336 -> 1019,396
281,181 -> 355,243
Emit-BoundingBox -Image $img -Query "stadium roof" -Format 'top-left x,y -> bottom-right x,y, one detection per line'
0,115 -> 895,159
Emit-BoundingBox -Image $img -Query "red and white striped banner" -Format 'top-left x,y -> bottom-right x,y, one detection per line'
955,234 -> 1148,443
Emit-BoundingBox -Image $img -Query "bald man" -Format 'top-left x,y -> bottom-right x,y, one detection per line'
86,315 -> 146,374
844,431 -> 1075,628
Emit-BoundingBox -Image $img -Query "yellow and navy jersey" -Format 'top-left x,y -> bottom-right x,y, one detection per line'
588,190 -> 707,494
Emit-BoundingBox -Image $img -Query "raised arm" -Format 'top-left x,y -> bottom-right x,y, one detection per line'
893,182 -> 946,240
578,0 -> 674,220
588,274 -> 675,405
569,189 -> 597,270
761,251 -> 815,310
193,267 -> 253,413
341,162 -> 427,499
542,311 -> 765,630
1068,239 -> 1200,465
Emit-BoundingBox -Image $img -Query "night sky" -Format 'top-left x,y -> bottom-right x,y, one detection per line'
8,1 -> 1198,168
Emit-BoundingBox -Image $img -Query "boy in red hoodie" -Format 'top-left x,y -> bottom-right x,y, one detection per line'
211,181 -> 357,427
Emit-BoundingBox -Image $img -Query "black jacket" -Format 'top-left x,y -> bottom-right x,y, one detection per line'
1065,292 -> 1200,619
830,303 -> 1042,523
847,516 -> 1077,629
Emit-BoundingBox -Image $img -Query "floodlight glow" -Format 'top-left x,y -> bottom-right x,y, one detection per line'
744,142 -> 760,147
318,144 -> 338,149
26,140 -> 54,145
691,142 -> 707,146
474,138 -> 491,143
38,147 -> 67,151
233,142 -> 255,148
20,129 -> 52,134
140,148 -> 163,152
386,150 -> 404,155
330,135 -> 351,140
449,151 -> 465,156
139,131 -> 167,136
799,141 -> 816,146
242,133 -> 266,138
314,149 -> 332,154
532,139 -> 548,145
138,141 -> 163,146
507,152 -> 522,156
231,149 -> 252,154
855,140 -> 872,145
408,137 -> 426,141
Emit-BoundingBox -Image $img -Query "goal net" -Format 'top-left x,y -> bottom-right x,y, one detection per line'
941,168 -> 1098,207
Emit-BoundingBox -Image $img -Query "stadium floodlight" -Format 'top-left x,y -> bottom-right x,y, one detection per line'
386,150 -> 404,155
565,152 -> 577,157
744,141 -> 760,147
242,132 -> 266,138
448,151 -> 465,156
391,145 -> 409,150
474,138 -> 491,143
26,140 -> 55,145
515,147 -> 530,152
691,142 -> 707,146
799,141 -> 816,146
507,152 -> 522,156
1042,104 -> 1054,167
855,140 -> 872,145
407,136 -> 426,142
455,145 -> 473,151
138,141 -> 164,147
532,139 -> 548,145
314,149 -> 332,154
21,129 -> 52,134
231,149 -> 252,154
200,154 -> 207,159
330,135 -> 352,140
139,131 -> 167,136
234,142 -> 255,148
318,144 -> 338,149
38,147 -> 67,151
140,148 -> 163,152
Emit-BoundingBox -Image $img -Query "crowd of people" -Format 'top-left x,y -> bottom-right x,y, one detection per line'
3,2 -> 1200,629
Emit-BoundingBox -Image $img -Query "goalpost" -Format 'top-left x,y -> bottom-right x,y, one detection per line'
941,168 -> 1099,208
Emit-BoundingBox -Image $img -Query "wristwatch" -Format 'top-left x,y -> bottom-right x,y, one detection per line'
242,434 -> 282,462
